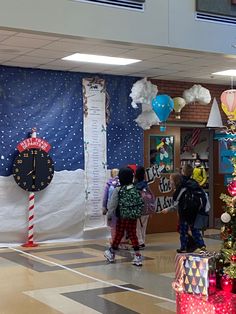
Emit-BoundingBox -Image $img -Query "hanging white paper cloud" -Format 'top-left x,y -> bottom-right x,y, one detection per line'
135,110 -> 160,130
130,78 -> 158,111
183,84 -> 211,105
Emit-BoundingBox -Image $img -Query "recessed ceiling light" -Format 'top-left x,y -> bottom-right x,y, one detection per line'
62,53 -> 141,65
212,69 -> 236,76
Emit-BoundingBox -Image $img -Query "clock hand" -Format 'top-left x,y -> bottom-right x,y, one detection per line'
33,155 -> 36,170
27,169 -> 35,176
27,156 -> 36,176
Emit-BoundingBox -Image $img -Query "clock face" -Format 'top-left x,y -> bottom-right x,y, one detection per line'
12,148 -> 54,192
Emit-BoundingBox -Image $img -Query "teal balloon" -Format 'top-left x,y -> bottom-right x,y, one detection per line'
152,94 -> 174,122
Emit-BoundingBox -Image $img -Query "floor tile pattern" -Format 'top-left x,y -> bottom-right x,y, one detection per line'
0,230 -> 221,313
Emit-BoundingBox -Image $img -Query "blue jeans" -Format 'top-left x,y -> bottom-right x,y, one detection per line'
179,221 -> 205,250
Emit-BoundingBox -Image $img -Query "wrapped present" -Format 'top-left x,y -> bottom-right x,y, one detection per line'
184,253 -> 215,296
172,254 -> 186,292
176,291 -> 236,314
173,253 -> 216,296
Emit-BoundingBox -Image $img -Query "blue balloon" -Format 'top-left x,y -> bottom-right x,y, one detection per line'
152,94 -> 174,122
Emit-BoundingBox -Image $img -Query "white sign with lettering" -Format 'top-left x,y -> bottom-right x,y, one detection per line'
158,176 -> 172,194
83,78 -> 107,229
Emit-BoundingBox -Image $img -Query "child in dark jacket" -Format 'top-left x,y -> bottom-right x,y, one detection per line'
161,167 -> 206,253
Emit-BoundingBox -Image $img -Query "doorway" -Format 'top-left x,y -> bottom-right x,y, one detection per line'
144,126 -> 213,233
144,126 -> 180,233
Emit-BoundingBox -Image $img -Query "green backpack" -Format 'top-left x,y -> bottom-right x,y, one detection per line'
118,185 -> 144,219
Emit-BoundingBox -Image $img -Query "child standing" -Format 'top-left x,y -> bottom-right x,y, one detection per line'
192,158 -> 207,187
102,168 -> 119,242
161,168 -> 206,253
135,166 -> 150,249
104,167 -> 143,266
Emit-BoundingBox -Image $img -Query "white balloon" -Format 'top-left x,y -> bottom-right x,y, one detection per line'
221,212 -> 231,223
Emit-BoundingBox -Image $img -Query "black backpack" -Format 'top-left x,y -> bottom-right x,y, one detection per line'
178,184 -> 206,225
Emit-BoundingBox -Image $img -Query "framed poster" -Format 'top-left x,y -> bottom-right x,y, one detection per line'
149,135 -> 174,173
218,140 -> 235,174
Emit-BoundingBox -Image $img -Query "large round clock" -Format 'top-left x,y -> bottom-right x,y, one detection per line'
13,148 -> 54,192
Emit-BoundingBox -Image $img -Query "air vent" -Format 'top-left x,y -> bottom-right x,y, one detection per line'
73,0 -> 145,11
196,12 -> 236,26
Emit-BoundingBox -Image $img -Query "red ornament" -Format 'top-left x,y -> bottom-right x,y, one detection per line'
228,180 -> 236,196
221,274 -> 233,293
209,273 -> 217,294
231,254 -> 236,263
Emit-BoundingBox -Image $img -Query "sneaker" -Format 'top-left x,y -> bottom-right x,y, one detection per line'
104,249 -> 115,263
194,246 -> 207,254
139,244 -> 146,250
176,248 -> 187,253
132,254 -> 143,266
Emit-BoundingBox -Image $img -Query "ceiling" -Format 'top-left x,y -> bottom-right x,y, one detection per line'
0,28 -> 235,86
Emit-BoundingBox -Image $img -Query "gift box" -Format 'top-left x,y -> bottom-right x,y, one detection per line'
174,253 -> 215,296
183,254 -> 215,296
176,291 -> 236,314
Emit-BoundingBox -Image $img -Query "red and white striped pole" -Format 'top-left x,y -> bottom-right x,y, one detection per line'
22,127 -> 38,247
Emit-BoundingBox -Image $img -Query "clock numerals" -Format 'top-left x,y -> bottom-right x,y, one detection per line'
23,153 -> 29,158
16,176 -> 20,181
17,160 -> 22,164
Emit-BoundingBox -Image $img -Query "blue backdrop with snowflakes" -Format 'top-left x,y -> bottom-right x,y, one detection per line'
0,66 -> 143,176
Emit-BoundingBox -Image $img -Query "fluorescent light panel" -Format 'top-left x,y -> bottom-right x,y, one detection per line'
62,53 -> 141,65
212,69 -> 236,76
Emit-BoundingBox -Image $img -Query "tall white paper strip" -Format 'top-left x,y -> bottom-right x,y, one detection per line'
83,78 -> 107,229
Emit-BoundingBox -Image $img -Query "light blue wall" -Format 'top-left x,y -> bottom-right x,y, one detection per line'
0,0 -> 169,46
169,0 -> 236,54
0,0 -> 235,54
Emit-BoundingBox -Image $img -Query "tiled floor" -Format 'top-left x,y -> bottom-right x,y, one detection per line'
0,229 -> 221,314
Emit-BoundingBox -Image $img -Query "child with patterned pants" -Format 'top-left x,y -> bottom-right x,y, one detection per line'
104,167 -> 142,266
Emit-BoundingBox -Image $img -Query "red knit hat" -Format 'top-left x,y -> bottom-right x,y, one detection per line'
127,164 -> 137,174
